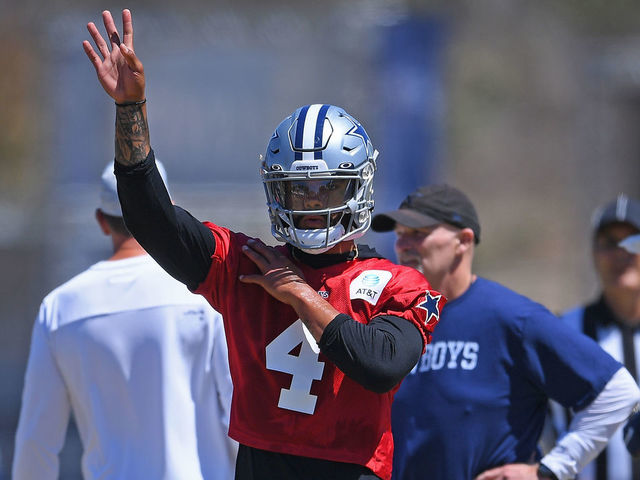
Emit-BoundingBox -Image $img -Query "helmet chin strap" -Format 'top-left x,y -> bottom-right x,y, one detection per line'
289,224 -> 346,254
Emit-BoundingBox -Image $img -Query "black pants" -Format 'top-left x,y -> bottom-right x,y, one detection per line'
235,444 -> 381,480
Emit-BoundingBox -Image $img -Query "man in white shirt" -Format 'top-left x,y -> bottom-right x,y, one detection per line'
12,162 -> 237,480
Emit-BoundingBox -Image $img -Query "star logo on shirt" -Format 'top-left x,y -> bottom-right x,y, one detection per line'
418,291 -> 442,327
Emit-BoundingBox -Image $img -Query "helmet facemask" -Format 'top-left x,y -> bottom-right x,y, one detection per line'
263,162 -> 376,254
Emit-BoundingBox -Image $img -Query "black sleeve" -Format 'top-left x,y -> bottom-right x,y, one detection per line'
114,150 -> 216,290
318,314 -> 424,393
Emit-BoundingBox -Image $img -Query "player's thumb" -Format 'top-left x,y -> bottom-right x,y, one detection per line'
119,43 -> 144,73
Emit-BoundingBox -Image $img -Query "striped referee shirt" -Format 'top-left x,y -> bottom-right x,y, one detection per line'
561,297 -> 640,480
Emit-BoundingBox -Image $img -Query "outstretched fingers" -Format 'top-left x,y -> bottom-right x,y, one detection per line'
83,9 -> 146,103
121,9 -> 134,49
82,40 -> 103,70
86,21 -> 109,60
102,10 -> 121,50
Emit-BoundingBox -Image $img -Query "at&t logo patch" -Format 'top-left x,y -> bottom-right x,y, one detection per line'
350,270 -> 392,305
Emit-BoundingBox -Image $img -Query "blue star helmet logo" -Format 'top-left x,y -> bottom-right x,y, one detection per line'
267,129 -> 281,155
345,118 -> 370,145
418,291 -> 442,327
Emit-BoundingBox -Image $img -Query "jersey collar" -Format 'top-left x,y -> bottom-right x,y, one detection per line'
289,244 -> 384,268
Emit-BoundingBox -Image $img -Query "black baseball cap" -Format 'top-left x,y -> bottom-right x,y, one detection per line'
592,194 -> 640,234
371,184 -> 481,244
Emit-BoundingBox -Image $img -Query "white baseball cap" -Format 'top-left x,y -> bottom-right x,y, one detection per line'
99,160 -> 169,217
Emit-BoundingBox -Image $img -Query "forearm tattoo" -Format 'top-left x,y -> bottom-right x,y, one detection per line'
115,105 -> 150,166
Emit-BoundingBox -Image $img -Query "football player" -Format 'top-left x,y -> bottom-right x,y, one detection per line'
82,9 -> 444,480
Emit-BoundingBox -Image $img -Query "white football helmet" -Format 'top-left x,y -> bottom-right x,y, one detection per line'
262,104 -> 379,254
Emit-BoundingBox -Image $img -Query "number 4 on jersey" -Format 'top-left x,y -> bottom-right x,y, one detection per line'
265,319 -> 326,415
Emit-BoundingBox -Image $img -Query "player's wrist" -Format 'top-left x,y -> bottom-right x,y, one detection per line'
291,285 -> 333,316
537,462 -> 559,480
292,289 -> 340,341
115,98 -> 146,107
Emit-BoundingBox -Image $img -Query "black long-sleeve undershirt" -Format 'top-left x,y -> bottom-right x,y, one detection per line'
114,150 -> 423,393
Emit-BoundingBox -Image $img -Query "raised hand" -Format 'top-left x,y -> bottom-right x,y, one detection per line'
83,9 -> 150,166
82,9 -> 145,104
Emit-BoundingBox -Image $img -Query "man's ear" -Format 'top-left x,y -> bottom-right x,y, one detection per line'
95,209 -> 110,235
457,228 -> 475,252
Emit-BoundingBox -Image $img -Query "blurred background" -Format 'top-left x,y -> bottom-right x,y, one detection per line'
3,0 -> 640,477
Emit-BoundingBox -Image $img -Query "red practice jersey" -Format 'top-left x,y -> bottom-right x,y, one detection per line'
194,223 -> 443,480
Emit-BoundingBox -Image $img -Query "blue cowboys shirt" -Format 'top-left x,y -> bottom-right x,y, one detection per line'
391,277 -> 621,480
